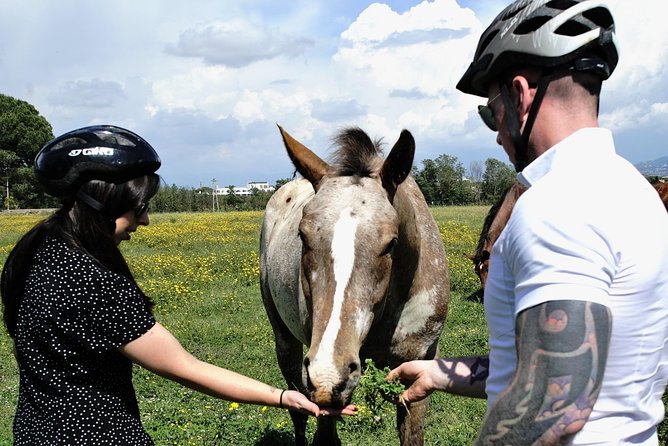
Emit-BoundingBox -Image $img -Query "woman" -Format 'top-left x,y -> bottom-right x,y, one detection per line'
1,125 -> 355,445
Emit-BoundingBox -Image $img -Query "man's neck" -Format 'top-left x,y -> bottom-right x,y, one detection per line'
527,101 -> 599,161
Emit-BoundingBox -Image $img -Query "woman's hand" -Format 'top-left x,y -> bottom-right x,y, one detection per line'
281,389 -> 358,417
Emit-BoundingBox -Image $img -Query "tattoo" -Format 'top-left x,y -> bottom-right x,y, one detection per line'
476,301 -> 611,445
470,356 -> 490,385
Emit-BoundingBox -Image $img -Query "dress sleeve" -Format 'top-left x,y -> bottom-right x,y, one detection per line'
63,269 -> 156,352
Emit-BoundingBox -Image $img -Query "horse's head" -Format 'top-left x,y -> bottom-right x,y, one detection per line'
468,249 -> 490,288
278,125 -> 414,406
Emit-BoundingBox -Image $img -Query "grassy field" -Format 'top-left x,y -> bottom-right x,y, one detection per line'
0,206 -> 491,445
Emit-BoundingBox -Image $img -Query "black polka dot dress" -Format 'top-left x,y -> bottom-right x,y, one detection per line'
12,236 -> 156,445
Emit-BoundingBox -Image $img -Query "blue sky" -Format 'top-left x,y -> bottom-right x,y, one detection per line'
1,0 -> 666,188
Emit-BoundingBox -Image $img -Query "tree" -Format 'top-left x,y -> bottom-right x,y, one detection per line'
413,154 -> 474,205
481,158 -> 516,203
468,160 -> 484,204
224,185 -> 244,209
274,177 -> 293,190
467,160 -> 484,183
247,188 -> 272,210
413,160 -> 439,205
0,94 -> 54,208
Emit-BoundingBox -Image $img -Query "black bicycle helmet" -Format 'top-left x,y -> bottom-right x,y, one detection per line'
457,0 -> 619,97
35,125 -> 161,198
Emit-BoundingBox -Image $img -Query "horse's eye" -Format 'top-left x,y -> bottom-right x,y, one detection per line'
382,238 -> 398,256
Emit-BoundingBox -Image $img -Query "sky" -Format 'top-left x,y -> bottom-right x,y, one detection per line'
1,0 -> 666,188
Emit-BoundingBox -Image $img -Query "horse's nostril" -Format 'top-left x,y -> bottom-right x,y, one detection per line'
303,357 -> 310,368
349,361 -> 359,374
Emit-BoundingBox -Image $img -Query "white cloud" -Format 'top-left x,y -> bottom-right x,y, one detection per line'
341,0 -> 477,43
165,18 -> 314,68
2,0 -> 666,187
335,0 -> 480,96
311,99 -> 366,123
602,0 -> 668,98
47,79 -> 126,109
601,101 -> 668,133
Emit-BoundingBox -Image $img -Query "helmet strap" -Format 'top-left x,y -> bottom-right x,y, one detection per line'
502,72 -> 554,172
76,190 -> 105,212
521,73 -> 553,155
500,83 -> 526,172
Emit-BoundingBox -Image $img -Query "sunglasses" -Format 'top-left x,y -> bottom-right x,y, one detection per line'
134,202 -> 150,218
477,92 -> 502,132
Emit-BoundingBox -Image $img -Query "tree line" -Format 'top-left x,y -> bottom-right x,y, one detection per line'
1,93 -> 518,212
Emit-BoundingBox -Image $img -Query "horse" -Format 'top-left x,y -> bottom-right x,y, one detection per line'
653,181 -> 668,211
470,181 -> 668,290
468,182 -> 526,288
260,125 -> 450,446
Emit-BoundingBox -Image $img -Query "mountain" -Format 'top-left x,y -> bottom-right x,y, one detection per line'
635,156 -> 668,177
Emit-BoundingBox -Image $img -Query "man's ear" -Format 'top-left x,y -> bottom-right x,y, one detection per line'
510,75 -> 534,125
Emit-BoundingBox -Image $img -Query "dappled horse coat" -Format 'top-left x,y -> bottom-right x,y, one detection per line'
260,126 -> 449,446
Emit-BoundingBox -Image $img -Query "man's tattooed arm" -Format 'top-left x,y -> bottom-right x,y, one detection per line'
474,300 -> 612,446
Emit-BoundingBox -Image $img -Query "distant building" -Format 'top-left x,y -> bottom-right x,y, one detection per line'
214,181 -> 275,196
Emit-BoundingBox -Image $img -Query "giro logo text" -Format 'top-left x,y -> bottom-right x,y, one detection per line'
68,148 -> 115,157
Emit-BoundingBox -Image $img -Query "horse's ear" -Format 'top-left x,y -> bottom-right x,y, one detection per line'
381,129 -> 415,198
277,124 -> 329,188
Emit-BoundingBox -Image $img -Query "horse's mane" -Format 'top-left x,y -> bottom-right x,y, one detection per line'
473,192 -> 506,261
329,127 -> 384,178
473,182 -> 524,261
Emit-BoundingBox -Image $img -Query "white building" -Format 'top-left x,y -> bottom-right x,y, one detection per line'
214,181 -> 275,196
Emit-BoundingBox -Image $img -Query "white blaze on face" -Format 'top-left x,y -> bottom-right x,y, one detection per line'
311,208 -> 358,384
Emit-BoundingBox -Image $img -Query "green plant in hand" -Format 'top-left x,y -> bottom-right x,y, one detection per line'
355,358 -> 407,424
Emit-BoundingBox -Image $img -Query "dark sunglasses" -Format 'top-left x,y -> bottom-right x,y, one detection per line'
477,92 -> 502,132
134,202 -> 150,217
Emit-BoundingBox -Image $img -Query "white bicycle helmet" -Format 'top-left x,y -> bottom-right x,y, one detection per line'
457,0 -> 619,97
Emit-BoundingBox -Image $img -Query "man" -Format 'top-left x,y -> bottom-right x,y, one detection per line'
388,1 -> 668,444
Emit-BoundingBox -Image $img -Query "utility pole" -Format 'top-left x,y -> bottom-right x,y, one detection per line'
211,178 -> 219,212
1,177 -> 8,211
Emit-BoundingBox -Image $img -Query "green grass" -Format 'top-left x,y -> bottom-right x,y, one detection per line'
0,207 -> 490,445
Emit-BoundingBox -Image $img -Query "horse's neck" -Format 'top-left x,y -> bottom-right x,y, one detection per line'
389,177 -> 438,299
394,177 -> 423,252
486,183 -> 526,245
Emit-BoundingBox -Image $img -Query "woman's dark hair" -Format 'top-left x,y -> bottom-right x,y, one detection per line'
1,173 -> 160,338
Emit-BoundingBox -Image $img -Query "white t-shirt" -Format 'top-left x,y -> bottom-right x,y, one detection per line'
484,128 -> 668,445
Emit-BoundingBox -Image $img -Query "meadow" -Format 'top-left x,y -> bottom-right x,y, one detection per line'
0,206 -> 490,445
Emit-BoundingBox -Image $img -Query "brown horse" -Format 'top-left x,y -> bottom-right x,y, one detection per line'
468,182 -> 526,288
654,181 -> 668,211
470,181 -> 668,289
260,125 -> 449,446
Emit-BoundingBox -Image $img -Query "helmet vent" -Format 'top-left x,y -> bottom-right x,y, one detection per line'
514,16 -> 551,35
545,0 -> 579,11
582,7 -> 614,28
477,30 -> 499,58
555,19 -> 592,37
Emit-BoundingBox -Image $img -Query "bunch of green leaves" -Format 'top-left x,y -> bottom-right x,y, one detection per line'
355,359 -> 407,418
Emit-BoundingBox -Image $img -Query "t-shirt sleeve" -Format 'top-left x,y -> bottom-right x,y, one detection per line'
506,201 -> 616,315
63,269 -> 156,352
